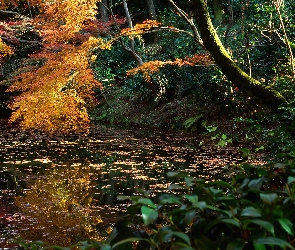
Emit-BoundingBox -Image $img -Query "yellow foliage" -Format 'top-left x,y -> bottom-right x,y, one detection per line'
15,164 -> 103,246
34,0 -> 98,42
0,38 -> 14,57
120,19 -> 161,36
8,37 -> 102,135
127,54 -> 213,82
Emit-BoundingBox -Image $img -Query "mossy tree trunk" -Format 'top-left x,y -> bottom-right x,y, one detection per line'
190,0 -> 287,111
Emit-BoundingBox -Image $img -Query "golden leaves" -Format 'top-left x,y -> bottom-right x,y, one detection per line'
36,0 -> 98,43
8,37 -> 101,135
120,19 -> 161,36
127,54 -> 213,82
0,38 -> 14,58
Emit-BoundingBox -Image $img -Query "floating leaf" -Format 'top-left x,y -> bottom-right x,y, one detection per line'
116,195 -> 129,201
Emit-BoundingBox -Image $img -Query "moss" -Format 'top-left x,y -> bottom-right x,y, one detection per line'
190,0 -> 288,111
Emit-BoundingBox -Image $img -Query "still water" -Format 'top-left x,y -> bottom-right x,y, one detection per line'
0,124 -> 243,247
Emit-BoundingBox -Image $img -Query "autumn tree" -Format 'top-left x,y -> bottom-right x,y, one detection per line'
1,0 -> 103,135
1,0 -> 292,135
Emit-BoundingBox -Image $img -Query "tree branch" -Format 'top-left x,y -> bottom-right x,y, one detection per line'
169,0 -> 205,50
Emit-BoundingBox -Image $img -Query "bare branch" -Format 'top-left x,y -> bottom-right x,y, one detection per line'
168,0 -> 205,50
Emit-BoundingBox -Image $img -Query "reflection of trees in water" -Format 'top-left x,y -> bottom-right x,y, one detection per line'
15,164 -> 103,247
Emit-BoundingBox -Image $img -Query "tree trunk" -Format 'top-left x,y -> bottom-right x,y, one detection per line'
145,0 -> 157,20
190,0 -> 287,111
99,0 -> 108,22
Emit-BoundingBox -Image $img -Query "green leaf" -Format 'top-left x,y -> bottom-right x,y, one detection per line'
141,205 -> 158,226
241,207 -> 261,217
254,237 -> 295,250
184,194 -> 199,204
244,219 -> 274,236
278,218 -> 295,236
240,148 -> 251,158
242,162 -> 254,171
259,193 -> 278,205
226,238 -> 246,250
222,219 -> 241,228
254,244 -> 266,250
193,235 -> 215,250
211,180 -> 234,189
138,198 -> 156,209
182,209 -> 196,225
217,140 -> 226,147
184,194 -> 206,210
159,194 -> 181,204
206,218 -> 240,232
274,163 -> 288,169
255,146 -> 264,152
248,178 -> 264,190
208,187 -> 223,196
173,231 -> 191,245
112,238 -> 151,249
158,226 -> 173,243
171,242 -> 194,250
288,176 -> 295,185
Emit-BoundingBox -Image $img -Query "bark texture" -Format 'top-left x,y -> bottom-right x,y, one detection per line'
190,0 -> 287,111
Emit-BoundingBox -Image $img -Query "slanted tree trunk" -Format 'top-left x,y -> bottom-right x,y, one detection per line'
190,0 -> 287,111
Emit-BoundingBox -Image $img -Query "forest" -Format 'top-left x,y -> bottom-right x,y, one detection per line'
1,0 -> 295,249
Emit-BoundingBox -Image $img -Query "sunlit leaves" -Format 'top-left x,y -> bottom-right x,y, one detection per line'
126,54 -> 213,82
0,38 -> 14,58
120,19 -> 161,37
8,37 -> 102,135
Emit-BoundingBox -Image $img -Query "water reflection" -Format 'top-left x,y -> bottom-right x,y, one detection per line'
0,125 -> 243,247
